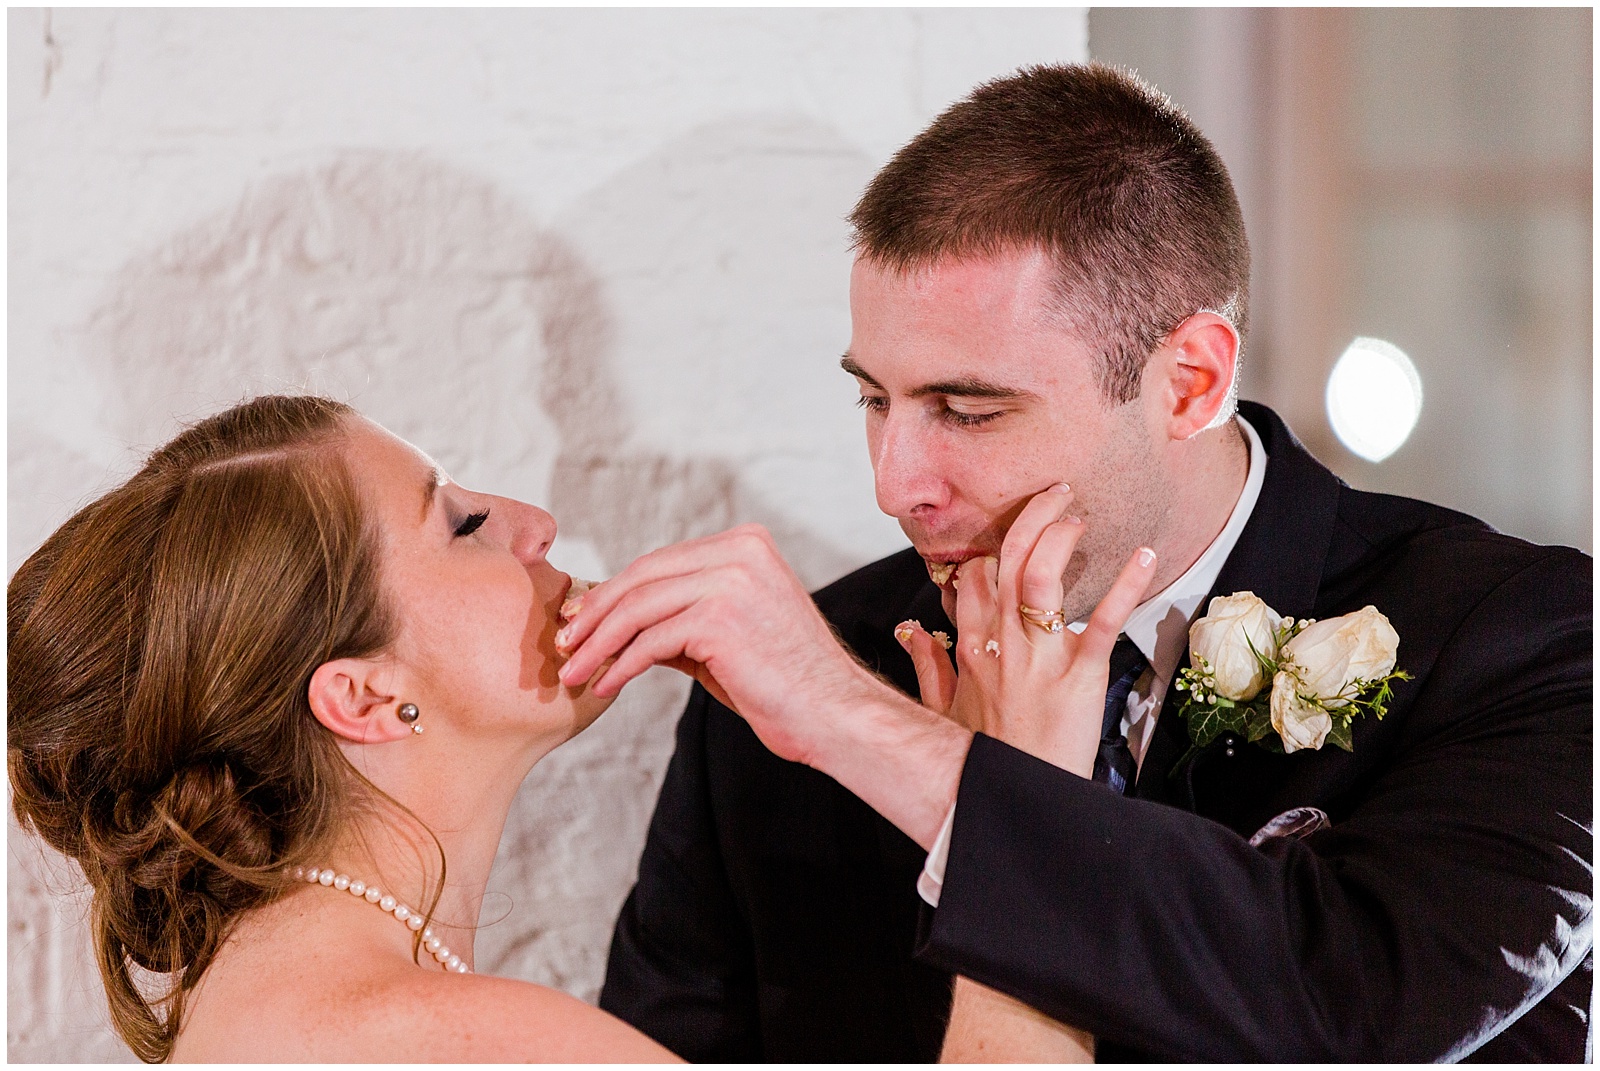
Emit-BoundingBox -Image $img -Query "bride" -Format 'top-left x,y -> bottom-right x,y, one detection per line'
9,395 -> 674,1061
10,393 -> 1114,1062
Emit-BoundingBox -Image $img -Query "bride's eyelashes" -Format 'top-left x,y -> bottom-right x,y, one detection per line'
453,509 -> 491,538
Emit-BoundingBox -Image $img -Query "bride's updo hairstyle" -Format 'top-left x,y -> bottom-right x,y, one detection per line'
8,395 -> 398,1062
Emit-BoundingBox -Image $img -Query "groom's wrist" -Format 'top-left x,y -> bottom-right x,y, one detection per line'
806,679 -> 973,850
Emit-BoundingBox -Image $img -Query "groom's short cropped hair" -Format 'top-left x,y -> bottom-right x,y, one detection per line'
848,63 -> 1250,406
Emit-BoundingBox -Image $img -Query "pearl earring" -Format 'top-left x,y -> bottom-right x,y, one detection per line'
397,703 -> 422,734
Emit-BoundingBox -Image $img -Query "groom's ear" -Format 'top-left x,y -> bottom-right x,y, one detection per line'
1153,311 -> 1240,440
308,658 -> 413,745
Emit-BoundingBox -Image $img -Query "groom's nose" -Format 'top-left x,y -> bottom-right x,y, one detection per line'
871,414 -> 951,520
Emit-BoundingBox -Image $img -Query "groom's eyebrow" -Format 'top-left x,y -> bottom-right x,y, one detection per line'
840,356 -> 884,389
841,354 -> 1037,401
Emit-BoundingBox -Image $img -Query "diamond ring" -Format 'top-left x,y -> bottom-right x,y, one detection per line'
1018,603 -> 1066,634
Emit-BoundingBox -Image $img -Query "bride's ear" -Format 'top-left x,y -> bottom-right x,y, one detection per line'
307,658 -> 414,745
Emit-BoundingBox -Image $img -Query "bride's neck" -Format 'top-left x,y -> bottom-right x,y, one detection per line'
326,734 -> 555,970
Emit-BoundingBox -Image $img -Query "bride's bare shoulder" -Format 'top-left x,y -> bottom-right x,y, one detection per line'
177,963 -> 679,1063
393,972 -> 681,1062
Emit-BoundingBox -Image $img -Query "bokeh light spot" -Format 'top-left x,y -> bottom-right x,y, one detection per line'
1326,337 -> 1423,463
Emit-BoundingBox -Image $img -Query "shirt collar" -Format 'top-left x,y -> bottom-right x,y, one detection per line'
1119,415 -> 1266,684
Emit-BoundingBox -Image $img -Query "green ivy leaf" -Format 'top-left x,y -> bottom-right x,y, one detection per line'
1327,715 -> 1354,752
1182,697 -> 1246,749
1242,702 -> 1277,744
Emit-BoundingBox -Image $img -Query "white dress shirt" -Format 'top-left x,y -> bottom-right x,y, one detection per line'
917,415 -> 1267,907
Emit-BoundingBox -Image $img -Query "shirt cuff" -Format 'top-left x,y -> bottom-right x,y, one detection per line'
916,801 -> 958,908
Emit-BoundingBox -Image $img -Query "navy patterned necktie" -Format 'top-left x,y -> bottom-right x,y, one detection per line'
1092,637 -> 1148,795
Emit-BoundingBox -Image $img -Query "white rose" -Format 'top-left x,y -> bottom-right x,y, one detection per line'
1280,606 -> 1399,707
1270,669 -> 1332,753
1188,592 -> 1282,701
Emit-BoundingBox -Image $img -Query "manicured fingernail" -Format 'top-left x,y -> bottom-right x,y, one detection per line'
1064,514 -> 1082,525
554,624 -> 574,648
894,620 -> 917,646
559,595 -> 584,620
1138,547 -> 1156,566
1050,482 -> 1071,494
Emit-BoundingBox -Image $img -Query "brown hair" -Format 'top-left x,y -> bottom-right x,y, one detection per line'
849,63 -> 1250,404
8,395 -> 399,1062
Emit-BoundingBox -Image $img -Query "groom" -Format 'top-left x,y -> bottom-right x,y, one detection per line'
565,65 -> 1592,1060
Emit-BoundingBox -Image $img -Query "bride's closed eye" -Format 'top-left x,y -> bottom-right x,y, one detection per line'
454,509 -> 490,537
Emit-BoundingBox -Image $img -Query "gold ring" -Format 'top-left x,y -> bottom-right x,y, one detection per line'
1018,603 -> 1066,635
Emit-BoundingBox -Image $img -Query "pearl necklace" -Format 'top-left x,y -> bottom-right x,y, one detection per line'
292,866 -> 472,974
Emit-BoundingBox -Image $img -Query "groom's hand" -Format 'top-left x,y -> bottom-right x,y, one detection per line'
554,524 -> 971,848
556,524 -> 890,764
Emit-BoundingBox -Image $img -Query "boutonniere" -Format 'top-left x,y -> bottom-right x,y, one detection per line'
1172,592 -> 1409,759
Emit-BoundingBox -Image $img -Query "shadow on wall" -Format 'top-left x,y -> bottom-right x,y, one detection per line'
11,121 -> 879,1058
545,113 -> 872,587
80,146 -> 859,586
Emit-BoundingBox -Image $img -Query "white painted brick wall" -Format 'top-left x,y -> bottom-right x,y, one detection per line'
7,9 -> 1088,1060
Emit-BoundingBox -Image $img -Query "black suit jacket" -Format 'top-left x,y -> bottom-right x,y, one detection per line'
599,402 -> 1593,1061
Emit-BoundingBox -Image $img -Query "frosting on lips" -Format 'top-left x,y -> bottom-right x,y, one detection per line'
559,577 -> 597,622
925,553 -> 997,591
554,577 -> 601,659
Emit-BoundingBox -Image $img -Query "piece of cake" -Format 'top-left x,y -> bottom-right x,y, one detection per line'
559,577 -> 597,622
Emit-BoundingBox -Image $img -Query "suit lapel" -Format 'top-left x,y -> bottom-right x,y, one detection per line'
1136,695 -> 1194,804
1207,404 -> 1341,628
1134,403 -> 1344,802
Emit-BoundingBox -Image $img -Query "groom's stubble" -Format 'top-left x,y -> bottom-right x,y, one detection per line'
1057,397 -> 1173,624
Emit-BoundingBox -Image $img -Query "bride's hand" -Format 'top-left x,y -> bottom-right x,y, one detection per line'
897,485 -> 1157,777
